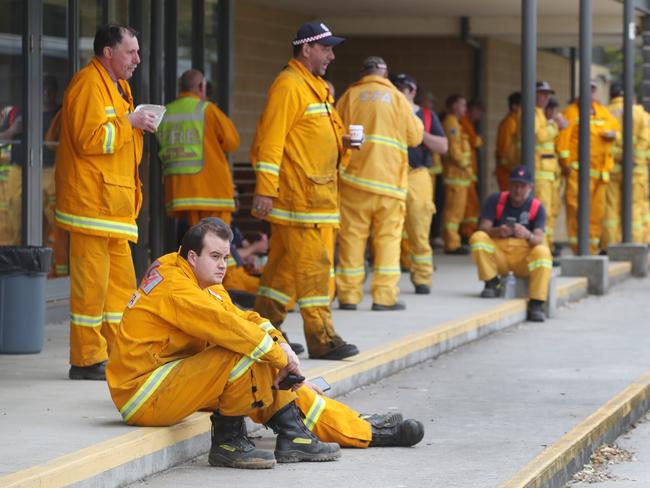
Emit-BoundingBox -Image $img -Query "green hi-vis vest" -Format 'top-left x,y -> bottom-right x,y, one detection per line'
157,97 -> 209,175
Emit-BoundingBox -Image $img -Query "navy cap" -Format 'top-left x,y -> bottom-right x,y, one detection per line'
536,80 -> 555,94
509,165 -> 533,184
292,22 -> 345,47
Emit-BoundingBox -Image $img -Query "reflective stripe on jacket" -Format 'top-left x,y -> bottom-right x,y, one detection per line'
55,57 -> 144,242
251,59 -> 345,227
336,75 -> 423,200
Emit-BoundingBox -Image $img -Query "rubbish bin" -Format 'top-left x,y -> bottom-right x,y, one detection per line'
0,246 -> 53,354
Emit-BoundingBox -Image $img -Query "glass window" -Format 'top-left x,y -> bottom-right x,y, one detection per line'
177,0 -> 193,86
0,0 -> 23,245
205,0 -> 219,102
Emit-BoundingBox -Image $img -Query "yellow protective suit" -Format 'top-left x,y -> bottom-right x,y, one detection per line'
161,92 -> 240,224
459,116 -> 481,239
602,97 -> 649,247
251,58 -> 346,357
107,253 -> 372,447
335,75 -> 423,305
557,101 -> 620,254
0,165 -> 21,245
442,114 -> 473,251
512,107 -> 560,246
55,57 -> 144,366
469,231 -> 552,301
495,111 -> 519,191
405,167 -> 435,286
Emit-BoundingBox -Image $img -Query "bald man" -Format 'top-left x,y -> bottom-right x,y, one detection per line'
157,69 -> 240,227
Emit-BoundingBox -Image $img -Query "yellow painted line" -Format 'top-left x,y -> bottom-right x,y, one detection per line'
0,412 -> 210,488
608,261 -> 631,278
555,277 -> 588,301
0,299 -> 543,488
500,369 -> 650,488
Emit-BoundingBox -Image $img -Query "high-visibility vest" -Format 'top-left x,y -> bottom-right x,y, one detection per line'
157,97 -> 208,176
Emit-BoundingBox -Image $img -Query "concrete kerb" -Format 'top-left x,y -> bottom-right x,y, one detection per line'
608,243 -> 649,277
499,370 -> 650,488
560,256 -> 610,295
505,268 -> 560,318
0,278 -> 597,488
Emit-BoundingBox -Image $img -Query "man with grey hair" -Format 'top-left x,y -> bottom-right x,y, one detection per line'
335,56 -> 424,311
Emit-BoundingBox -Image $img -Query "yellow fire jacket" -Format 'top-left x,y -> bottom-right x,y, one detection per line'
163,92 -> 240,215
251,59 -> 346,227
460,115 -> 482,180
557,101 -> 620,181
512,107 -> 558,179
335,75 -> 423,200
496,111 -> 519,169
55,57 -> 144,242
442,114 -> 473,186
607,97 -> 648,167
107,252 -> 288,422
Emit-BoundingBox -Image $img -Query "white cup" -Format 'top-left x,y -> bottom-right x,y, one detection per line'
348,124 -> 364,147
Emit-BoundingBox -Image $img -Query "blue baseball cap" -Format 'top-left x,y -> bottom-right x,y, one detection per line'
292,22 -> 345,47
509,165 -> 533,184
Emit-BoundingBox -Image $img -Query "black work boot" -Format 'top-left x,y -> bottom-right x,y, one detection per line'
266,402 -> 341,463
369,416 -> 425,447
527,299 -> 546,322
209,412 -> 276,469
69,361 -> 106,380
480,277 -> 501,298
359,412 -> 404,427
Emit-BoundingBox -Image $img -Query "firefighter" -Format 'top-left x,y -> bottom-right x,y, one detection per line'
106,218 -> 425,469
393,73 -> 448,294
250,22 -> 358,360
469,166 -> 553,322
495,92 -> 521,191
441,94 -> 473,254
55,24 -> 158,380
459,100 -> 483,240
157,69 -> 239,228
557,81 -> 620,254
335,58 -> 423,310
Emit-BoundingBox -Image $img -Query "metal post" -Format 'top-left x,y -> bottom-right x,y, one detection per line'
67,0 -> 79,78
578,0 -> 592,256
622,0 -> 635,243
150,0 -> 164,260
22,0 -> 43,246
192,0 -> 205,72
570,47 -> 577,102
216,0 -> 233,115
521,0 -> 536,176
164,0 -> 178,103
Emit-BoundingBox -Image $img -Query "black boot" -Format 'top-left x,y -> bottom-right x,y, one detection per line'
69,361 -> 106,380
527,299 -> 546,322
208,412 -> 276,469
360,412 -> 404,427
266,402 -> 341,463
369,416 -> 425,447
480,277 -> 501,298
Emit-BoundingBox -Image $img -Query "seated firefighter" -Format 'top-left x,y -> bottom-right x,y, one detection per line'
469,166 -> 553,322
106,218 -> 424,469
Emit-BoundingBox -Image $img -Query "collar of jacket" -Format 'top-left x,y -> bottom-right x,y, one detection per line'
178,91 -> 200,100
287,58 -> 328,102
175,253 -> 202,288
352,74 -> 394,89
90,57 -> 135,111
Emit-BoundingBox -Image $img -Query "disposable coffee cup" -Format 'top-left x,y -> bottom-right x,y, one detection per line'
349,124 -> 364,147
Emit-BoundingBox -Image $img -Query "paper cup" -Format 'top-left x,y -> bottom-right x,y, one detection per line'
349,124 -> 364,146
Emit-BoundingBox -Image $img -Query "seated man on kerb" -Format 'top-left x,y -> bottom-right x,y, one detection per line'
106,218 -> 424,469
469,165 -> 553,322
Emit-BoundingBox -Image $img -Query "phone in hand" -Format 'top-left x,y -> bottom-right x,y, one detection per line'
505,216 -> 517,229
277,373 -> 305,390
310,376 -> 331,393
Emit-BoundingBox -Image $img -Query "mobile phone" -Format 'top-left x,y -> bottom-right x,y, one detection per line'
310,376 -> 331,393
277,373 -> 305,390
505,216 -> 517,228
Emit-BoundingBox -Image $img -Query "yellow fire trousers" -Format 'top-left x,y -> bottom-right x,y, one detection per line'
565,172 -> 607,254
337,185 -> 405,306
255,224 -> 340,357
69,233 -> 135,366
123,345 -> 371,446
469,231 -> 553,301
534,173 -> 556,247
223,265 -> 260,294
442,183 -> 468,251
404,168 -> 435,286
460,182 -> 480,239
551,172 -> 563,248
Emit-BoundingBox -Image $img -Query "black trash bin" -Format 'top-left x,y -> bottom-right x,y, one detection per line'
0,246 -> 53,354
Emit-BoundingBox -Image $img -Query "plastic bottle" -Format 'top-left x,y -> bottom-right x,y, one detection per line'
503,272 -> 516,299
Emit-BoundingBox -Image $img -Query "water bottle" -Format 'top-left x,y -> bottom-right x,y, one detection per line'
503,272 -> 516,299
